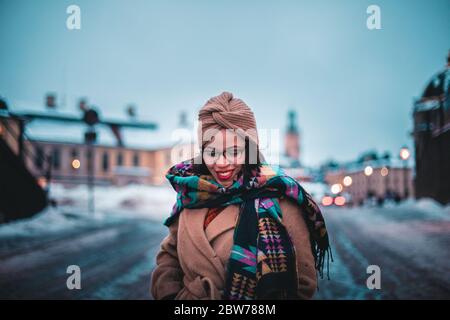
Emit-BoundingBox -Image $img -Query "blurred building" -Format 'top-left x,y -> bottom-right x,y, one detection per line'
324,156 -> 414,206
412,52 -> 450,205
1,96 -> 195,187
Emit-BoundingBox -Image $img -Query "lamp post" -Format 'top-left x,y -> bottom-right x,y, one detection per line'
83,108 -> 99,216
364,165 -> 373,203
399,146 -> 411,200
381,166 -> 389,198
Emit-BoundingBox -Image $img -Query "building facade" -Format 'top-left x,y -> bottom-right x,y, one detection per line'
324,160 -> 414,206
1,101 -> 196,188
412,52 -> 450,205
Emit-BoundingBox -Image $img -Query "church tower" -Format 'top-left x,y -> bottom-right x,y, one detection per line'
284,110 -> 301,165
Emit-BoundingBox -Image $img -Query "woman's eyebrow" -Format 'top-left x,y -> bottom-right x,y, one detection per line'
204,145 -> 244,151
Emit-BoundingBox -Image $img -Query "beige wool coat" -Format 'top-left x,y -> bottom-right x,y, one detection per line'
150,197 -> 317,300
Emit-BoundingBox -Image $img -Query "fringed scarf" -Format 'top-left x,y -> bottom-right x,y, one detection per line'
164,159 -> 331,300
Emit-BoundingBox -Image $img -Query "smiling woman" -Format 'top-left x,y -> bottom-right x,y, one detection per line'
150,91 -> 331,300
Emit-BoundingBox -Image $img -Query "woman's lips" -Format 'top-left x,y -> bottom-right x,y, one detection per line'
216,170 -> 233,181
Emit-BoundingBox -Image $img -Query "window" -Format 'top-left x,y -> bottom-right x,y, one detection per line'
133,152 -> 140,167
86,149 -> 92,160
35,146 -> 44,169
117,152 -> 124,166
52,147 -> 61,170
71,148 -> 78,158
102,151 -> 109,172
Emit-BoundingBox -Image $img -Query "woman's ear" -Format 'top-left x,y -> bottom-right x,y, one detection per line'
242,136 -> 250,186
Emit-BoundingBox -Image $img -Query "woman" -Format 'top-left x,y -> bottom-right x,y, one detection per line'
151,91 -> 331,300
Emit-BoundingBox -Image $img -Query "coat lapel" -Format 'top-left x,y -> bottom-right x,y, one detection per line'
205,204 -> 240,243
181,207 -> 227,279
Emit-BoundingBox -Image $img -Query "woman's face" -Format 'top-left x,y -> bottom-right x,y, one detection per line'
203,129 -> 245,187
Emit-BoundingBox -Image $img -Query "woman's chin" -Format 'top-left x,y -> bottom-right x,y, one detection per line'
217,179 -> 233,187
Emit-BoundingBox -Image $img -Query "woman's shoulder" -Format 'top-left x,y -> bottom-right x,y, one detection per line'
278,196 -> 301,214
278,197 -> 310,231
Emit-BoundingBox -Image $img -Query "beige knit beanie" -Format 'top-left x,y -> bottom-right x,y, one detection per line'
198,91 -> 259,149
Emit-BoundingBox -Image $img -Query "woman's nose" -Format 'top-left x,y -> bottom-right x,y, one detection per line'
215,153 -> 230,166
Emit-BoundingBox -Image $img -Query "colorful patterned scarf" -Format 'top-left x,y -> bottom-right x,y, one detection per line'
164,159 -> 331,300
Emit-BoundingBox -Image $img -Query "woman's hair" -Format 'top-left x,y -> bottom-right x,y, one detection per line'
192,136 -> 264,183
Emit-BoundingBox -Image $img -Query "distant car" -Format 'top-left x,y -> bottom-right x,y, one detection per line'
321,192 -> 353,207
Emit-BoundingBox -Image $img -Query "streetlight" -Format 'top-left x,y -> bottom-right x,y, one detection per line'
381,151 -> 392,200
343,176 -> 352,187
380,166 -> 390,200
331,183 -> 343,194
71,159 -> 81,169
364,165 -> 373,201
399,146 -> 410,199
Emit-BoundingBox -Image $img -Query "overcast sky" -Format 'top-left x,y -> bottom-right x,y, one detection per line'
1,0 -> 449,166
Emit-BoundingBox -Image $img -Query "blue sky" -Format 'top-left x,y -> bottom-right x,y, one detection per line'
0,0 -> 449,166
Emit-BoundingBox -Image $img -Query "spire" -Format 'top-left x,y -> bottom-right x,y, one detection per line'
179,110 -> 188,128
287,110 -> 298,133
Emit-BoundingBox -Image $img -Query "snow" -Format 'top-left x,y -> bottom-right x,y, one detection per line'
0,181 -> 449,299
25,119 -> 174,150
378,198 -> 450,221
1,180 -> 448,240
48,183 -> 175,220
315,197 -> 450,299
0,184 -> 176,238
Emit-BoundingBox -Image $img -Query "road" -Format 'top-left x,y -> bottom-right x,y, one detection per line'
0,217 -> 165,299
0,206 -> 449,299
316,206 -> 450,299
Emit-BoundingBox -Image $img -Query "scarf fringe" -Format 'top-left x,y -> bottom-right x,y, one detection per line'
315,245 -> 334,280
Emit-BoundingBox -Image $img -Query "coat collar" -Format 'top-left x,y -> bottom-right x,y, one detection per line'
204,204 -> 240,243
181,204 -> 241,281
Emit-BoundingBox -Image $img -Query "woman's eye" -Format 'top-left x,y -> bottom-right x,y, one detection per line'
227,149 -> 243,157
205,149 -> 216,157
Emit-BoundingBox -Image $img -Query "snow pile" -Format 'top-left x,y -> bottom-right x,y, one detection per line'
0,184 -> 177,238
381,198 -> 450,221
1,181 -> 448,239
0,206 -> 95,238
323,197 -> 450,250
48,183 -> 176,221
329,197 -> 449,221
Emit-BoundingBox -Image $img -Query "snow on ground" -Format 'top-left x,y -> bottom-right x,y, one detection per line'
0,183 -> 176,238
317,197 -> 450,299
1,181 -> 448,242
0,182 -> 449,299
323,198 -> 450,259
49,183 -> 176,220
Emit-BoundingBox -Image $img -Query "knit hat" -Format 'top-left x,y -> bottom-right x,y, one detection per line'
197,91 -> 259,149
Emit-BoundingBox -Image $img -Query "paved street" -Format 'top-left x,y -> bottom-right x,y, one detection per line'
1,205 -> 449,299
0,216 -> 165,299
